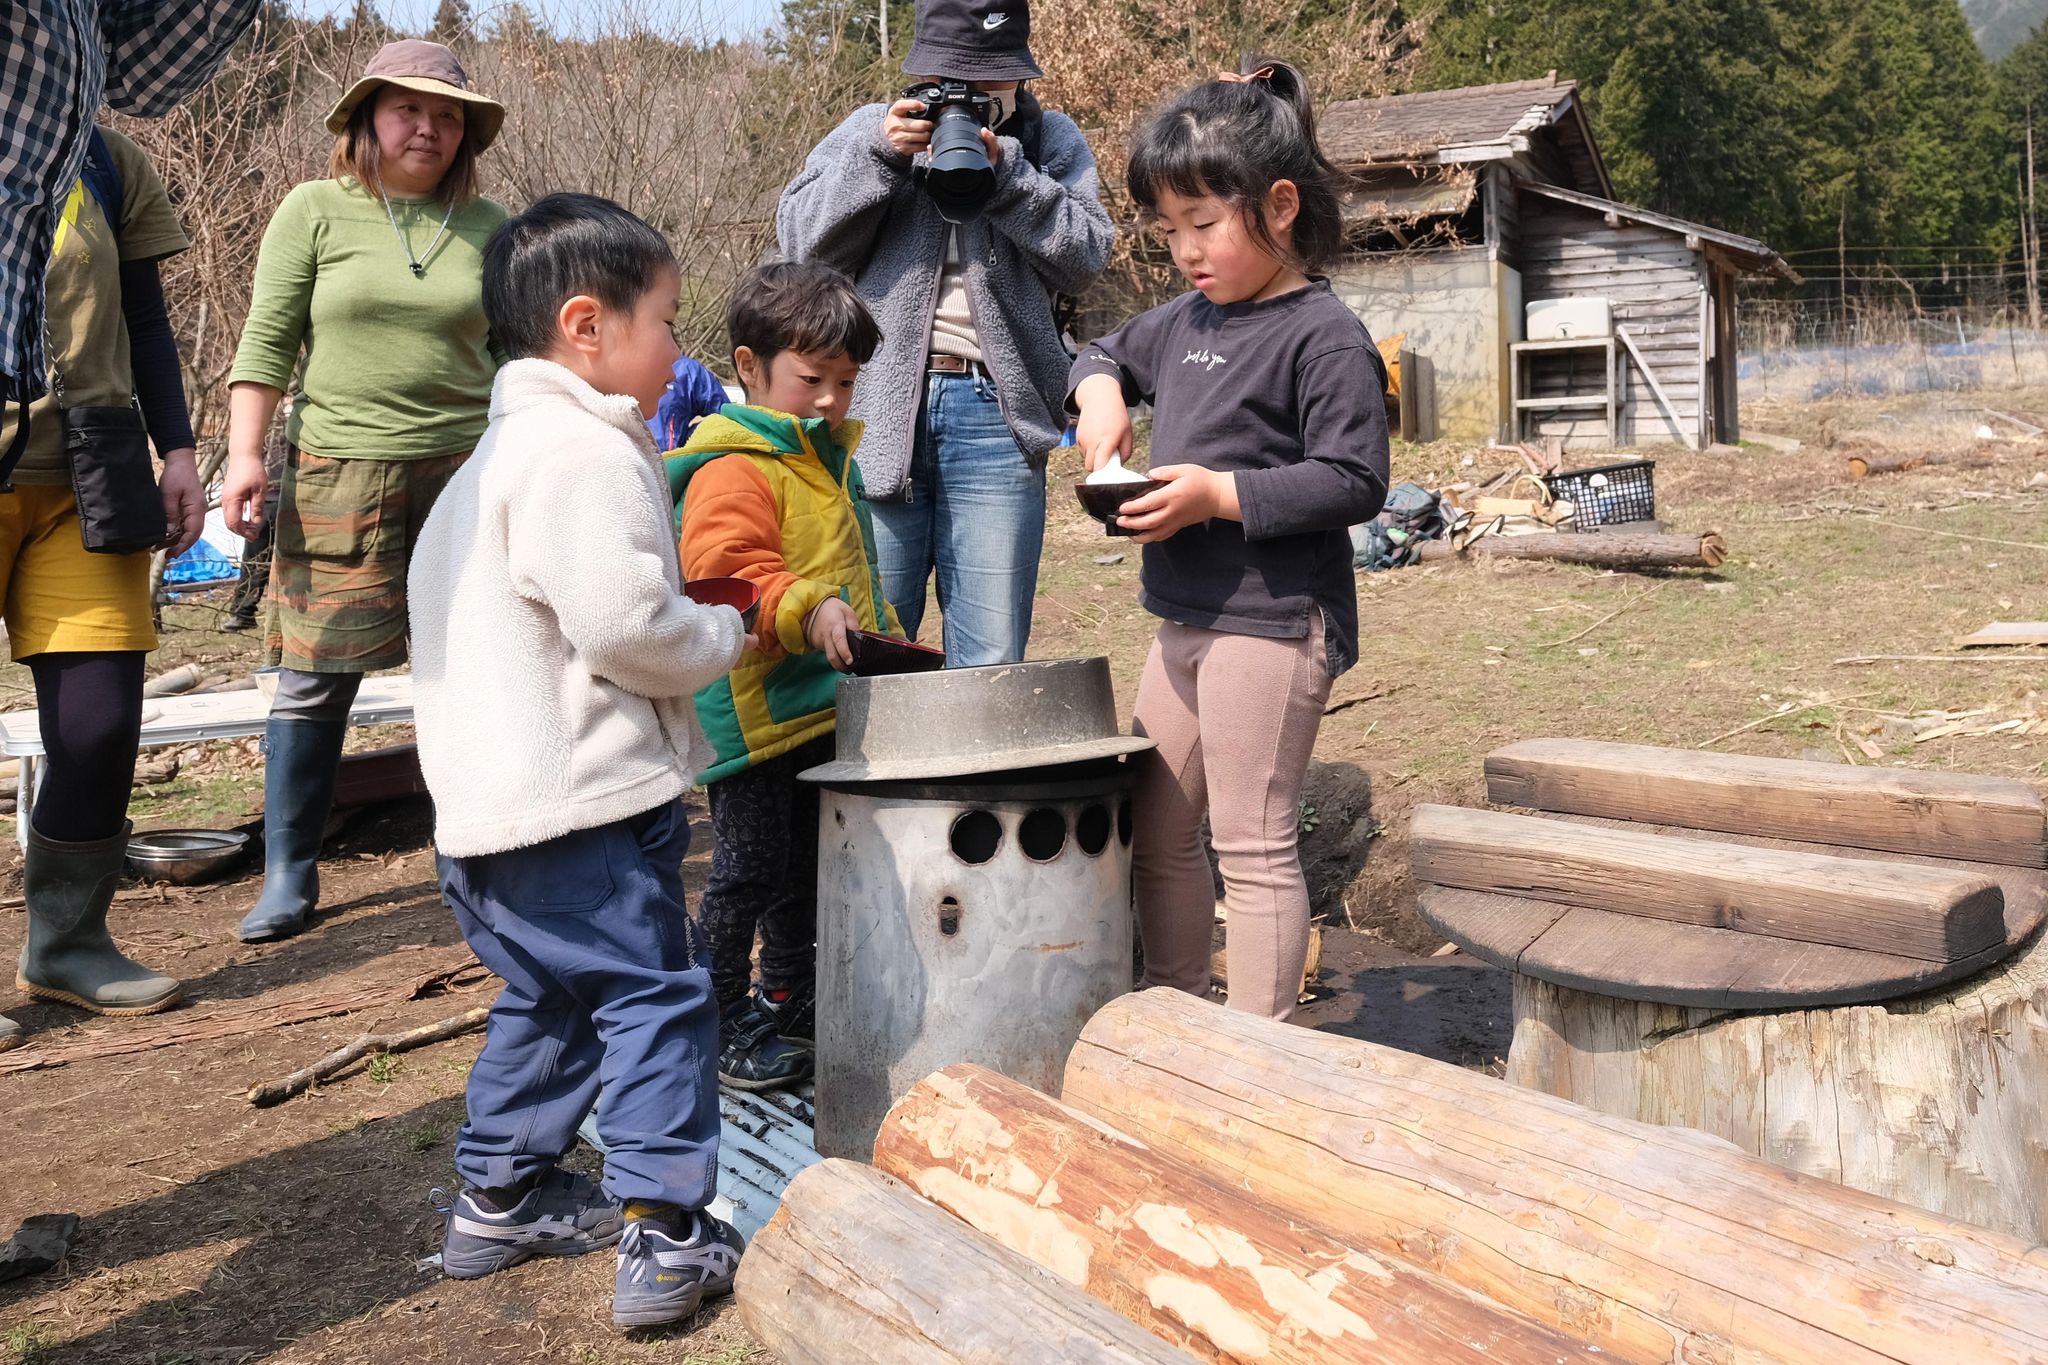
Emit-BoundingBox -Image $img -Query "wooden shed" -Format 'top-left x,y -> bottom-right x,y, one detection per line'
1321,75 -> 1798,449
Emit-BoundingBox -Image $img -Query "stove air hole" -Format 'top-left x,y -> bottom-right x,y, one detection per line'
949,809 -> 1002,864
1117,798 -> 1134,847
1075,803 -> 1111,856
938,896 -> 961,936
1019,808 -> 1066,862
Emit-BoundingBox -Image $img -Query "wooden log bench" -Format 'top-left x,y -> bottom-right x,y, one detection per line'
1415,739 -> 2048,1240
1063,989 -> 2048,1365
738,1159 -> 1203,1365
873,1063 -> 1606,1364
737,988 -> 2048,1364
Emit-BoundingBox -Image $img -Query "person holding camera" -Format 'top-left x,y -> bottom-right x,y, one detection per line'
777,0 -> 1111,666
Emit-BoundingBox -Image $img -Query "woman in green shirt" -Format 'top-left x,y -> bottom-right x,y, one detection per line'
221,40 -> 507,944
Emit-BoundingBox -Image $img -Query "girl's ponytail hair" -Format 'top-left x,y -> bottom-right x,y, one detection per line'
1127,56 -> 1347,273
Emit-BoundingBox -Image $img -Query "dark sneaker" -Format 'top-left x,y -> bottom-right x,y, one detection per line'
757,981 -> 815,1049
218,613 -> 257,633
718,996 -> 812,1091
612,1207 -> 743,1330
435,1167 -> 623,1279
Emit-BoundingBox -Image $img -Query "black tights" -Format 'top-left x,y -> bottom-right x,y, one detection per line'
26,651 -> 145,843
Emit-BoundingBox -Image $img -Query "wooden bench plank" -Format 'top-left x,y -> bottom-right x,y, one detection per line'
1415,816 -> 2044,1006
1418,885 -> 2004,1007
1410,804 -> 2006,962
1956,621 -> 2048,649
1485,738 -> 2048,868
1545,812 -> 2048,944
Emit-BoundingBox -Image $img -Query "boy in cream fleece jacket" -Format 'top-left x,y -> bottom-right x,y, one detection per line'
407,193 -> 750,1333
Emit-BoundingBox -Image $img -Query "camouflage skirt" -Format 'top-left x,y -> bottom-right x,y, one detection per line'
264,447 -> 468,673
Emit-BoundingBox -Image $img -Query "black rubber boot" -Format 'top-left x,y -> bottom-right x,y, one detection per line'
237,714 -> 348,943
17,821 -> 181,1015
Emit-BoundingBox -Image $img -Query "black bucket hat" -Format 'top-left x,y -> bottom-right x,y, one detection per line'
902,0 -> 1043,81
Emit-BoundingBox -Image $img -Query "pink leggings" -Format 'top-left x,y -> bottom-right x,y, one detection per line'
1129,617 -> 1331,1021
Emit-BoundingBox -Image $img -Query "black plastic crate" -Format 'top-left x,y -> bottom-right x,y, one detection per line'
1546,459 -> 1656,529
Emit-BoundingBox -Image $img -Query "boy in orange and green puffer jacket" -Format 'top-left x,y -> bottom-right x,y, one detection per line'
668,261 -> 900,1091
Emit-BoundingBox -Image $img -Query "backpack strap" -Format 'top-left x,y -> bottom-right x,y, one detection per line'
79,128 -> 124,242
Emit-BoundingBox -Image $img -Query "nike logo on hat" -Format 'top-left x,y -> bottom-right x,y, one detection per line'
983,12 -> 1010,27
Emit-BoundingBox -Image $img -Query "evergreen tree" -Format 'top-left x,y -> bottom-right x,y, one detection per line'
346,0 -> 389,42
489,2 -> 541,44
431,0 -> 472,42
1999,19 -> 2048,205
1787,0 -> 2008,259
1421,0 -> 2012,270
776,0 -> 915,81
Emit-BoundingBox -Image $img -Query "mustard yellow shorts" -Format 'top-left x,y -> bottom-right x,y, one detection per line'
0,484 -> 156,661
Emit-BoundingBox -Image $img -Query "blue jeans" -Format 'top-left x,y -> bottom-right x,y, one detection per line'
870,372 -> 1046,667
440,800 -> 719,1208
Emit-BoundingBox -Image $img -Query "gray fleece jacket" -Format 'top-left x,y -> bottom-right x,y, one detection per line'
777,102 -> 1113,499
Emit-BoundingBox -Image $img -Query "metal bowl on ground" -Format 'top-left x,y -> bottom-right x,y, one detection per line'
126,829 -> 249,885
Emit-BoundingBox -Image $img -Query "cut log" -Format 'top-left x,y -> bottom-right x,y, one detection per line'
1416,529 -> 1725,570
736,1159 -> 1201,1365
1846,451 -> 1928,477
332,743 -> 428,809
1063,989 -> 2048,1365
1844,449 -> 1994,478
1507,926 -> 2048,1241
873,1065 -> 1605,1365
1484,738 -> 2048,868
141,663 -> 205,698
1409,803 -> 2005,961
1212,923 -> 1321,996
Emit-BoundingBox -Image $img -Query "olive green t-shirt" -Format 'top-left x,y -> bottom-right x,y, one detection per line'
0,126 -> 191,486
228,179 -> 507,461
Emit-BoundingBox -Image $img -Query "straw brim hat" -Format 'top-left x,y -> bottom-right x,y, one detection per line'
325,41 -> 506,151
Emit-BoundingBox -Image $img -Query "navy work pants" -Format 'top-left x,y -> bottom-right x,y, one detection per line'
439,799 -> 719,1208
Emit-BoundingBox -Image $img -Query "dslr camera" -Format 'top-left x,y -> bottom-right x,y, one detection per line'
904,80 -> 997,222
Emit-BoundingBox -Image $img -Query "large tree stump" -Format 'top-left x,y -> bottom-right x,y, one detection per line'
1508,927 -> 2048,1241
736,1159 -> 1201,1365
1064,989 -> 2048,1365
873,1064 -> 1605,1364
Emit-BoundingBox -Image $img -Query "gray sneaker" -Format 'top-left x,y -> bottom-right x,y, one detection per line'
612,1208 -> 744,1330
436,1167 -> 623,1279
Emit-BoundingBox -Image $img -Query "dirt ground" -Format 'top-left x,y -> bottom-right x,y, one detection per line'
3,384 -> 2045,1363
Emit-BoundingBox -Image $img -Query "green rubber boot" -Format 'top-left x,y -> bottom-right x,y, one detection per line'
17,822 -> 182,1016
0,1012 -> 20,1053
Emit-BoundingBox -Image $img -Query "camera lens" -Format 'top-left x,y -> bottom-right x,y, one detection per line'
926,98 -> 995,222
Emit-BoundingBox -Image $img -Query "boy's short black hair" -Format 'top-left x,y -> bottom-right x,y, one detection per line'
483,192 -> 677,361
726,261 -> 881,367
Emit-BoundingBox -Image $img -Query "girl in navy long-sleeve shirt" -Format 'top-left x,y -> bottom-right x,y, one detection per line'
1069,58 -> 1389,1021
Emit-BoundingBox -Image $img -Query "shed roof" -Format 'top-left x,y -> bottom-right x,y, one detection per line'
1520,181 -> 1801,282
1322,75 -> 1611,198
1339,172 -> 1476,226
